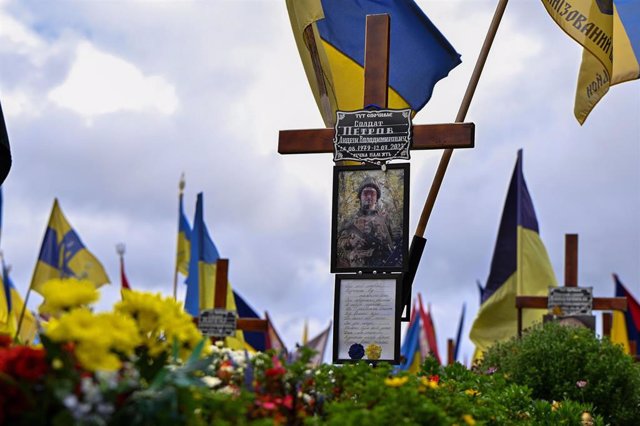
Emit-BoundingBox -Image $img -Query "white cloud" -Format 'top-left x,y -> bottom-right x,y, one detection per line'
48,42 -> 179,119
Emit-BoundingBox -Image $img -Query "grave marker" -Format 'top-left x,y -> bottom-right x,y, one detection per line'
516,234 -> 627,337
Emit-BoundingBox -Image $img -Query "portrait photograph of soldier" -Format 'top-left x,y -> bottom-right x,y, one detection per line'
331,164 -> 409,273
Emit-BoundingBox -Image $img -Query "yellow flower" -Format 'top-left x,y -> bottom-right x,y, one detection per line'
551,400 -> 561,412
420,376 -> 439,389
581,412 -> 594,426
115,290 -> 205,361
52,358 -> 63,370
365,343 -> 382,360
75,342 -> 121,372
384,376 -> 409,387
39,279 -> 99,315
464,389 -> 479,397
462,414 -> 476,426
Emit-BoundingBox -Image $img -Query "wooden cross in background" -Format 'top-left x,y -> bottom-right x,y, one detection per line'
278,14 -> 475,156
515,234 -> 627,338
192,259 -> 268,344
213,259 -> 268,333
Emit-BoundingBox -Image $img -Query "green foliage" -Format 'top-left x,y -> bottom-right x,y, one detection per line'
306,359 -> 600,425
481,322 -> 640,425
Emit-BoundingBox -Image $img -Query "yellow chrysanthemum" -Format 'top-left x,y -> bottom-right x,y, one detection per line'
115,290 -> 205,360
462,414 -> 476,426
39,279 -> 99,315
365,343 -> 382,360
384,376 -> 409,387
44,308 -> 140,371
420,376 -> 439,389
75,342 -> 121,372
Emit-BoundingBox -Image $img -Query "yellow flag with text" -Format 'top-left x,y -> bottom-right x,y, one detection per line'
540,0 -> 640,123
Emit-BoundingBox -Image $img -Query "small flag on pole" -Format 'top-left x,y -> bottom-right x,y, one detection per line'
30,199 -> 110,294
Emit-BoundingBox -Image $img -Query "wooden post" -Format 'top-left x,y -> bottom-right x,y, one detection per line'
447,338 -> 455,365
363,14 -> 389,108
602,312 -> 612,337
565,234 -> 578,287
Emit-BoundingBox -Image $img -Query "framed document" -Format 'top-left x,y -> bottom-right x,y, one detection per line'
332,274 -> 402,364
331,163 -> 409,273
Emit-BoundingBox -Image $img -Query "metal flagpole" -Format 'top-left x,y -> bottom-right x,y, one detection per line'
173,174 -> 186,300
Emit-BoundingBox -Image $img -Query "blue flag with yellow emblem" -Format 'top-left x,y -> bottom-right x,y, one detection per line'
30,199 -> 110,294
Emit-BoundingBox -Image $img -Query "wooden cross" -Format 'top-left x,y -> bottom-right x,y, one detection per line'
278,14 -> 475,156
516,234 -> 627,337
191,259 -> 268,344
213,259 -> 268,333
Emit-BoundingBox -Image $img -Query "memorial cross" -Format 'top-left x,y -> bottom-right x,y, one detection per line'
515,234 -> 627,337
195,259 -> 268,343
279,14 -> 475,319
278,14 -> 475,155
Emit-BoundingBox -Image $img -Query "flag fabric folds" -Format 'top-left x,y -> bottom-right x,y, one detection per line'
540,0 -> 640,124
176,190 -> 192,276
399,294 -> 440,371
286,0 -> 461,126
399,302 -> 422,372
454,303 -> 466,362
470,150 -> 558,354
0,101 -> 12,185
303,322 -> 332,367
0,263 -> 37,343
120,253 -> 131,292
184,193 -> 247,349
234,290 -> 267,352
30,199 -> 110,294
611,274 -> 640,355
265,311 -> 288,355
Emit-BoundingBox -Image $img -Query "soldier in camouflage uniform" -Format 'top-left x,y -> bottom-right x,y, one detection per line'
336,177 -> 395,269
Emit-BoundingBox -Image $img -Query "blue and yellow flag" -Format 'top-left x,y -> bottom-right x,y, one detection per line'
30,199 -> 110,294
470,150 -> 558,354
286,0 -> 461,126
0,263 -> 37,343
184,193 -> 248,349
611,274 -> 640,355
540,0 -> 640,124
398,302 -> 422,372
176,190 -> 192,276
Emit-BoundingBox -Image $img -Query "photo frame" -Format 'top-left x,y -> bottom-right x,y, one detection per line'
333,274 -> 402,364
330,163 -> 410,273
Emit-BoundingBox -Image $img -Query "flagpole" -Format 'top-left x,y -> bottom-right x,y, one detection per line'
415,0 -> 510,237
14,280 -> 32,343
173,174 -> 186,300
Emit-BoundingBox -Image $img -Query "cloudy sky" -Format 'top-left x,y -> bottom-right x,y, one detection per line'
0,0 -> 638,362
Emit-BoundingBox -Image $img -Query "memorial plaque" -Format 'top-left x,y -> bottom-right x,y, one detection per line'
333,274 -> 401,364
548,287 -> 593,316
333,109 -> 412,164
198,309 -> 237,337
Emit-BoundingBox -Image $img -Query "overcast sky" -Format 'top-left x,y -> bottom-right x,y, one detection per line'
0,0 -> 638,363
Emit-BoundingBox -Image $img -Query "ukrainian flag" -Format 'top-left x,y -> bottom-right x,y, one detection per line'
184,193 -> 248,349
470,150 -> 558,354
398,302 -> 422,372
611,274 -> 640,355
286,0 -> 461,126
30,199 -> 110,294
540,0 -> 640,124
0,263 -> 37,343
176,190 -> 191,276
